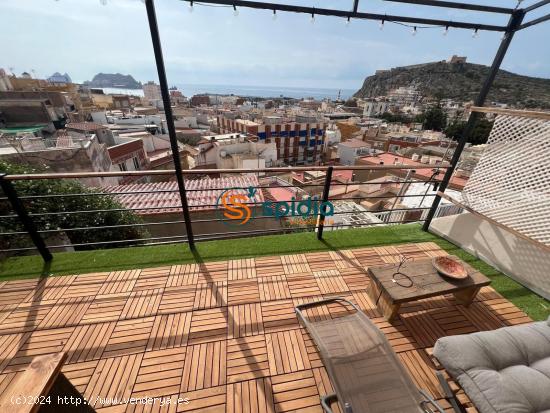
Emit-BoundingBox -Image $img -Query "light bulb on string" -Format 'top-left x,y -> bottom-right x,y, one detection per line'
310,10 -> 315,24
346,16 -> 351,27
472,28 -> 479,38
188,0 -> 193,12
233,5 -> 239,16
272,9 -> 277,20
379,19 -> 385,30
443,25 -> 449,36
411,26 -> 417,36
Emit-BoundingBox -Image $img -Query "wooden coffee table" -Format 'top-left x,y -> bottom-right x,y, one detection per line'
366,256 -> 491,321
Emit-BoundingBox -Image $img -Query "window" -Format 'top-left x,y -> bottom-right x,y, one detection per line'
132,157 -> 140,170
118,162 -> 127,172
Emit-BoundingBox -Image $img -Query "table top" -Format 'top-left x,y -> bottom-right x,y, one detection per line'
367,256 -> 491,304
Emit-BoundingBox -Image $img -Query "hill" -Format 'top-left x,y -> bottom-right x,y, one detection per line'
354,61 -> 550,109
84,73 -> 142,89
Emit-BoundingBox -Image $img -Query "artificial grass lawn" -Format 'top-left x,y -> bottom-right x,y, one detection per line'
1,224 -> 549,321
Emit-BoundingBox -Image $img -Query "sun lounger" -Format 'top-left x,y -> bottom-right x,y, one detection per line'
295,297 -> 445,413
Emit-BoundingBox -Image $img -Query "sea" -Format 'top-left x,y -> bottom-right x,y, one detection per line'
99,84 -> 356,100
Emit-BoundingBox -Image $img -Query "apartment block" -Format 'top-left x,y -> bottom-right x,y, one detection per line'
217,116 -> 327,165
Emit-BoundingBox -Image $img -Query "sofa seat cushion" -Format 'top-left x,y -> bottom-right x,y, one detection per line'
433,321 -> 550,413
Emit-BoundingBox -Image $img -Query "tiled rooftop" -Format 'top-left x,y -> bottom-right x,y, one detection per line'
105,175 -> 264,214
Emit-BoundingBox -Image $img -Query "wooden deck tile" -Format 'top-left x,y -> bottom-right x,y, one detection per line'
228,258 -> 257,280
177,385 -> 226,412
22,275 -> 76,302
313,269 -> 349,295
228,280 -> 260,306
261,300 -> 299,333
328,249 -> 362,270
0,332 -> 30,372
64,321 -> 117,363
134,267 -> 170,291
228,303 -> 264,339
181,341 -> 226,392
0,303 -> 51,334
340,267 -> 370,291
266,330 -> 311,375
160,285 -> 196,314
281,254 -> 311,274
98,269 -> 141,295
167,264 -> 200,287
62,360 -> 99,393
81,295 -> 127,324
227,335 -> 270,383
227,377 -> 275,413
64,273 -> 109,298
255,257 -> 284,277
270,370 -> 322,413
85,353 -> 143,408
196,262 -> 228,284
193,282 -> 227,310
305,252 -> 338,272
133,347 -> 186,398
120,288 -> 163,320
188,308 -> 228,345
287,275 -> 322,298
147,312 -> 191,351
258,275 -> 292,301
7,327 -> 74,371
103,317 -> 155,358
37,296 -> 92,329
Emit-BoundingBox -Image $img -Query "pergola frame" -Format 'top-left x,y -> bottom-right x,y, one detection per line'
143,0 -> 549,248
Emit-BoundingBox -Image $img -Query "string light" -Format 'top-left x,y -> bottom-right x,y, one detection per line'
411,26 -> 417,36
272,9 -> 277,20
443,25 -> 449,36
346,16 -> 351,27
310,9 -> 315,24
379,19 -> 385,30
233,4 -> 239,16
188,0 -> 193,12
472,28 -> 479,38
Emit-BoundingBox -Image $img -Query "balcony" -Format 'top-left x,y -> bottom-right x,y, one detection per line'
0,220 -> 549,412
0,161 -> 549,412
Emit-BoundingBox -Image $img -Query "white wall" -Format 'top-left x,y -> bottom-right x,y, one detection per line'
430,212 -> 550,300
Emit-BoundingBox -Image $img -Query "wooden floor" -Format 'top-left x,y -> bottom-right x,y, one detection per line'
0,242 -> 532,412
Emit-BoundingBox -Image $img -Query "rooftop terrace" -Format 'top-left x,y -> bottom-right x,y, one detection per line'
0,226 -> 546,412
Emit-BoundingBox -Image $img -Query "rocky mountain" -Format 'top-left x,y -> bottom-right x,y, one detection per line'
83,73 -> 142,89
354,61 -> 550,109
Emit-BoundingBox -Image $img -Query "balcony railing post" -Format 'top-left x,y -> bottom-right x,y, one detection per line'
145,0 -> 195,249
422,8 -> 525,232
0,173 -> 52,262
317,166 -> 333,240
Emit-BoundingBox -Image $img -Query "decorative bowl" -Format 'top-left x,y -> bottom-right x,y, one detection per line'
432,256 -> 468,280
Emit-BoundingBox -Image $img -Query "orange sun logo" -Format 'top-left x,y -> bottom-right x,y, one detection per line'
219,190 -> 252,225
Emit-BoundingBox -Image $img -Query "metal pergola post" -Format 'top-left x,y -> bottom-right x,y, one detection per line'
422,9 -> 526,231
145,0 -> 195,248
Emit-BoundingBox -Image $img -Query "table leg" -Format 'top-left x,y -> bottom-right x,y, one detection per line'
453,286 -> 481,307
367,281 -> 400,322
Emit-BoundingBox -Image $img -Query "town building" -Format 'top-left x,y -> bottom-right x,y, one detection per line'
337,139 -> 372,166
142,81 -> 162,103
217,116 -> 327,165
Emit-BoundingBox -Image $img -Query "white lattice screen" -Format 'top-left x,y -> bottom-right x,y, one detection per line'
462,115 -> 550,247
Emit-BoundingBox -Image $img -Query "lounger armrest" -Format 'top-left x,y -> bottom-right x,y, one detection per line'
321,393 -> 347,413
295,296 -> 361,314
419,389 -> 446,413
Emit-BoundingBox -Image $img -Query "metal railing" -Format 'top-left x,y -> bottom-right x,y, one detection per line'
0,164 -> 461,262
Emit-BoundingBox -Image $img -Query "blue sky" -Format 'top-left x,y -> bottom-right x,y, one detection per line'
2,0 -> 549,90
